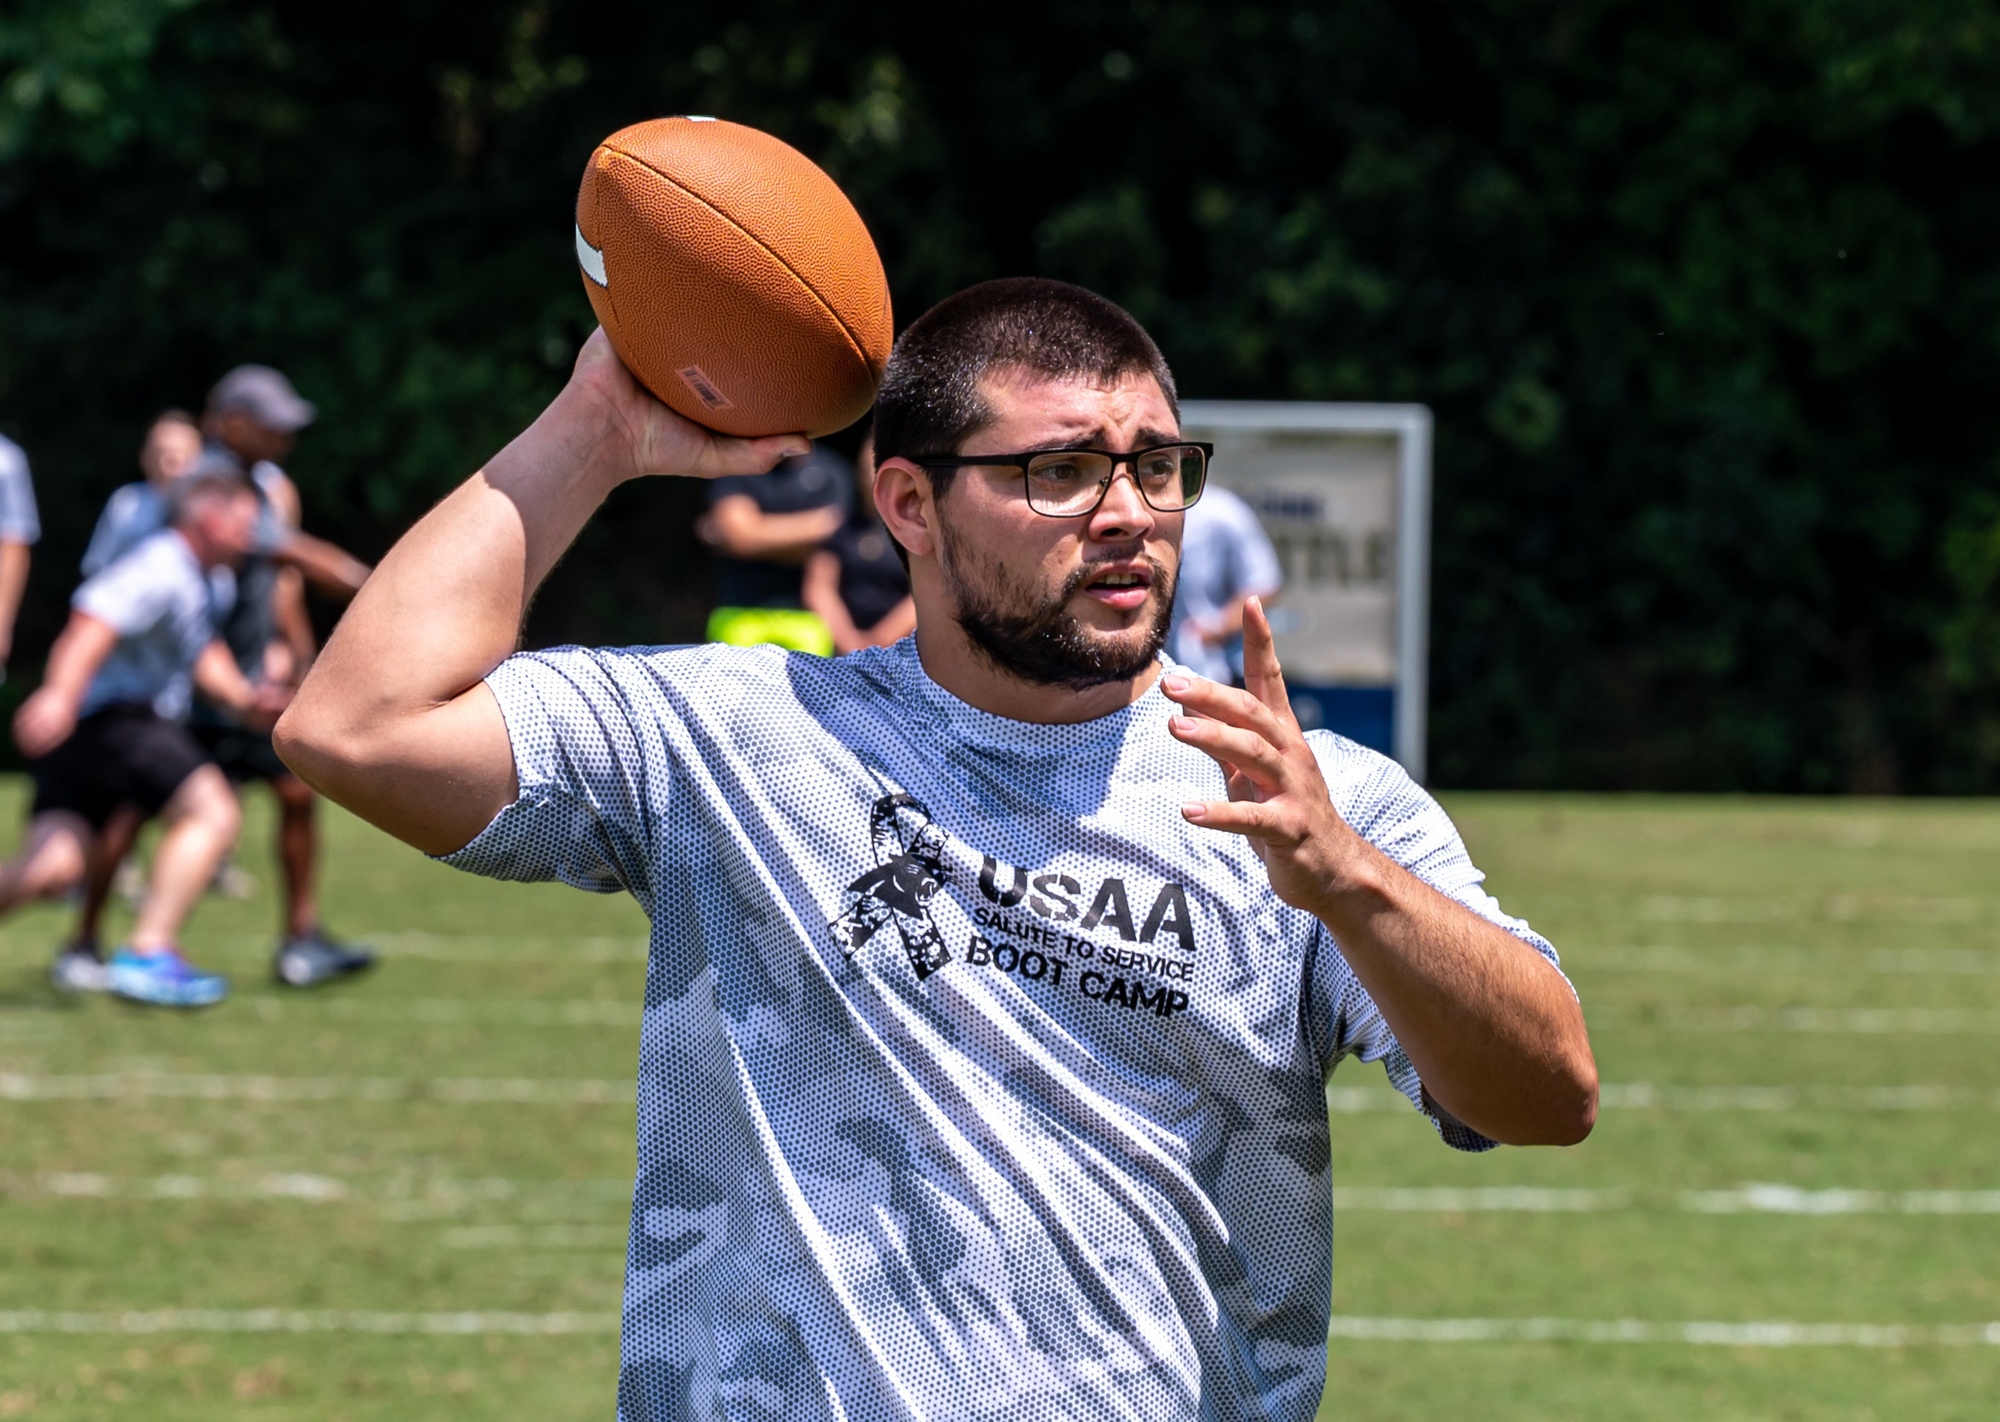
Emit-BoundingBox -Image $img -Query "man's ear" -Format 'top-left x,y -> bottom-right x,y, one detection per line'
874,457 -> 938,560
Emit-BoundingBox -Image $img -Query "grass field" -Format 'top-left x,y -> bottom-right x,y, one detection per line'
1,781 -> 1995,1419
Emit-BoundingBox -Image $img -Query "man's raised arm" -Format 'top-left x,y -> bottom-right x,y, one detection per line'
273,332 -> 807,856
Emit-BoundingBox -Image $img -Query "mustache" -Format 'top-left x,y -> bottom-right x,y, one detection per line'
1060,550 -> 1169,597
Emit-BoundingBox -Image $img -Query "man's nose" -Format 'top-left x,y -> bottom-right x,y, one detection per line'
1088,467 -> 1157,539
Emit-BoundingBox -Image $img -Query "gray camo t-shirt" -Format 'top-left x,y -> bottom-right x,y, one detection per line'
444,638 -> 1562,1422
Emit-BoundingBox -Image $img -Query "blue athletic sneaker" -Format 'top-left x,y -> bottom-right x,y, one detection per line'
107,948 -> 229,1008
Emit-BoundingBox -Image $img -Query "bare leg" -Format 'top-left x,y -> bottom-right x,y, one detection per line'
73,805 -> 143,950
273,772 -> 318,939
0,813 -> 93,915
129,766 -> 241,954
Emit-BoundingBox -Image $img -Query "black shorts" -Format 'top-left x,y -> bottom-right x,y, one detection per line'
30,704 -> 212,831
192,720 -> 290,783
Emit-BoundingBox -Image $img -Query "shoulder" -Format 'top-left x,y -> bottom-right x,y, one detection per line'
1192,484 -> 1254,523
1201,484 -> 1252,515
127,528 -> 198,577
492,640 -> 896,723
76,531 -> 187,610
0,434 -> 23,473
104,483 -> 155,517
1213,489 -> 1273,542
1305,731 -> 1450,845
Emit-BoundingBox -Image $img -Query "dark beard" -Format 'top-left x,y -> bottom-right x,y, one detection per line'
938,522 -> 1176,691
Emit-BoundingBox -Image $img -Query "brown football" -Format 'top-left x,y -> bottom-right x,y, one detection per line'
574,116 -> 892,439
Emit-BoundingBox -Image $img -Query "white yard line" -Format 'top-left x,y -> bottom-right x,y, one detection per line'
13,1171 -> 1996,1219
0,1309 -> 616,1336
364,933 -> 646,963
1631,894 -> 2000,924
1327,1315 -> 2000,1346
0,1072 -> 631,1103
1329,1082 -> 1998,1112
1579,946 -> 2000,976
244,998 -> 641,1026
1595,1005 -> 2000,1034
1332,1185 -> 2000,1215
8,1171 -> 630,1205
0,1308 -> 1991,1346
4,1072 -> 1991,1113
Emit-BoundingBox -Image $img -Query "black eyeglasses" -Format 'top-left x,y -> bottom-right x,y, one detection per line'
916,442 -> 1212,518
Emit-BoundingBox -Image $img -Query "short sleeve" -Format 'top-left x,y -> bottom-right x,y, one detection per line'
0,440 -> 40,545
1304,733 -> 1570,1153
73,546 -> 175,635
436,648 -> 669,910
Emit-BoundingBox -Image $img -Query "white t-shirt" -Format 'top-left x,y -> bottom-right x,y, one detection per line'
1168,489 -> 1283,684
0,434 -> 41,544
74,530 -> 233,719
445,639 -> 1562,1422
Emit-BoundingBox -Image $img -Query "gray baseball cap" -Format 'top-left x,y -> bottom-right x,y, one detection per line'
208,364 -> 317,432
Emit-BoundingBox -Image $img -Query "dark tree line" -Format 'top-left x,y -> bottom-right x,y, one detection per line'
4,0 -> 2000,790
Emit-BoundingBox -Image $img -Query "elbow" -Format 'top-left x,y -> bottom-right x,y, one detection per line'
1543,1051 -> 1599,1146
270,702 -> 320,787
1556,1070 -> 1599,1146
272,694 -> 356,800
1489,1047 -> 1598,1148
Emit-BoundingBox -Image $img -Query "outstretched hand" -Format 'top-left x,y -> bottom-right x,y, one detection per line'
1163,596 -> 1360,914
568,329 -> 809,484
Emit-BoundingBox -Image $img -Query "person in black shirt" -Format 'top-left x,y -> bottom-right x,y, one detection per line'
803,430 -> 914,653
699,442 -> 851,654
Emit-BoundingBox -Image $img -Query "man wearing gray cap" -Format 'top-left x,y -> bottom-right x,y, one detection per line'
197,366 -> 379,988
73,366 -> 375,988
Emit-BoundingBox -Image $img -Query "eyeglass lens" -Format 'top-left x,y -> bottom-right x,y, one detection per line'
1023,446 -> 1206,516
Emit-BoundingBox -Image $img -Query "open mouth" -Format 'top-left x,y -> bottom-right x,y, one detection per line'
1080,562 -> 1156,609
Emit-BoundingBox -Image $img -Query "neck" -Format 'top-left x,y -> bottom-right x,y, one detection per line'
910,617 -> 1161,724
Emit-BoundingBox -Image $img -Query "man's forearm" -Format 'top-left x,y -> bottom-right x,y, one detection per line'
1309,844 -> 1596,1146
708,499 -> 842,562
193,640 -> 260,716
0,541 -> 30,660
40,613 -> 119,704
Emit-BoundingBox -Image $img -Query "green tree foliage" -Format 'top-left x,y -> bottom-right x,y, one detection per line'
5,0 -> 2000,789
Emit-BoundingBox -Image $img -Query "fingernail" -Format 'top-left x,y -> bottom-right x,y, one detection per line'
1170,716 -> 1193,734
1181,803 -> 1206,821
1163,675 -> 1187,695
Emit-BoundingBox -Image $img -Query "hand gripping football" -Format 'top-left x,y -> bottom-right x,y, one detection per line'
574,116 -> 893,439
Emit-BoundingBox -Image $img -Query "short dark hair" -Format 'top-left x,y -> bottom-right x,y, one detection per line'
153,407 -> 198,429
872,278 -> 1178,495
168,468 -> 253,525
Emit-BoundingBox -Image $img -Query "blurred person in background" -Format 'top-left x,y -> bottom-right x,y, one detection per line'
16,470 -> 287,1006
1168,483 -> 1283,688
0,427 -> 42,680
698,441 -> 851,654
79,409 -> 204,577
72,373 -> 373,986
801,427 -> 914,653
179,366 -> 375,989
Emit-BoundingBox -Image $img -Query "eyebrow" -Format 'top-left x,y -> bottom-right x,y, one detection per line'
1026,426 -> 1182,450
